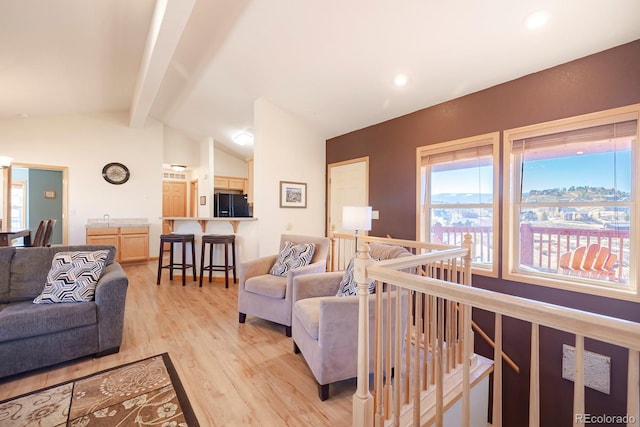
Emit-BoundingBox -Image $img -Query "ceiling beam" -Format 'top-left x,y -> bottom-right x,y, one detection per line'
129,0 -> 195,128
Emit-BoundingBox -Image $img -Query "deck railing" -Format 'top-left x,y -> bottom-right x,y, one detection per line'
430,223 -> 630,279
332,232 -> 640,427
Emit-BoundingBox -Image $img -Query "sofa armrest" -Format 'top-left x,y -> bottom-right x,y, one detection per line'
292,271 -> 343,304
94,262 -> 129,352
239,255 -> 279,291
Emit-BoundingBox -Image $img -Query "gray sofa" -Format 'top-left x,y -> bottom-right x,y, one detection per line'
0,245 -> 128,379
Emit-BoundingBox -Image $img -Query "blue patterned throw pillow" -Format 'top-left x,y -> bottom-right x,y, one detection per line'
269,241 -> 316,277
336,256 -> 378,297
33,250 -> 109,303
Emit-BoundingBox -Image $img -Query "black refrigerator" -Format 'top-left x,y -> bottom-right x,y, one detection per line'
214,193 -> 250,217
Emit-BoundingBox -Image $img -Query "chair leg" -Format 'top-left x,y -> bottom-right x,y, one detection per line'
168,243 -> 174,280
231,241 -> 237,283
156,241 -> 164,285
318,384 -> 330,401
285,325 -> 292,337
199,240 -> 205,287
181,241 -> 187,286
191,240 -> 197,281
239,313 -> 246,323
208,241 -> 214,283
224,243 -> 229,288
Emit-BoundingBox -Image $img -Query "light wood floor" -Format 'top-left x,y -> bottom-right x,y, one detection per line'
0,261 -> 354,426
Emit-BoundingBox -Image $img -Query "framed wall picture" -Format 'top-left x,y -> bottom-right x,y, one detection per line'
279,181 -> 307,208
44,190 -> 56,199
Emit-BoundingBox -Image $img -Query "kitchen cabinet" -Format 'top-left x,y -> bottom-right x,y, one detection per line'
119,227 -> 149,263
86,226 -> 149,263
214,175 -> 247,193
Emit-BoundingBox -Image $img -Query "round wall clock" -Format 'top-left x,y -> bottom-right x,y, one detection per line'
102,162 -> 130,185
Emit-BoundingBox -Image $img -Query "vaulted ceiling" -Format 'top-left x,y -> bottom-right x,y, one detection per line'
2,0 -> 639,160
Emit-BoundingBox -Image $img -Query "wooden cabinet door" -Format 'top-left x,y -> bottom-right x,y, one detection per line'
86,233 -> 119,260
120,231 -> 149,262
214,177 -> 229,189
228,178 -> 246,191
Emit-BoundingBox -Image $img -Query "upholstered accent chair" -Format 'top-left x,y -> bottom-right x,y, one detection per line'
238,234 -> 330,336
291,243 -> 411,400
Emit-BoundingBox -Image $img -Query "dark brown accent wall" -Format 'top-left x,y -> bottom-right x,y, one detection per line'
326,39 -> 640,426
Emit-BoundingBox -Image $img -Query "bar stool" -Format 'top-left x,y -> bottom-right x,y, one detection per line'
200,234 -> 236,288
157,234 -> 197,286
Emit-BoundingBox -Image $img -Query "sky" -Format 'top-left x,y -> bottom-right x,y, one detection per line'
429,151 -> 632,195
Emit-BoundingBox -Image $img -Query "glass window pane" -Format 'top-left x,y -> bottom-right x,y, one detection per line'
521,143 -> 631,203
430,208 -> 493,265
431,161 -> 493,204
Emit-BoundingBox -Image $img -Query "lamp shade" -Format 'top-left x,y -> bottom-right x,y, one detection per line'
342,206 -> 372,231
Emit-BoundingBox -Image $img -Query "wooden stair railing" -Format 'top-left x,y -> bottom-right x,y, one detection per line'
358,247 -> 640,427
330,227 -> 520,374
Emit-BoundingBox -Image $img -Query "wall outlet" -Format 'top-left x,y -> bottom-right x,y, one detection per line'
372,210 -> 379,220
562,344 -> 611,394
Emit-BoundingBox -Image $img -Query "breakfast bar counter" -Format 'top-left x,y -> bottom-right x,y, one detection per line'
161,216 -> 256,234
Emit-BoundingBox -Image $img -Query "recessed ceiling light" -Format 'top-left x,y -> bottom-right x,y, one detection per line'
525,11 -> 549,30
233,131 -> 254,146
394,74 -> 408,87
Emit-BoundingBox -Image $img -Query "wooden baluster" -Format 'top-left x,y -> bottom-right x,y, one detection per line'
436,297 -> 445,427
429,293 -> 437,387
403,292 -> 411,405
462,301 -> 471,427
573,335 -> 585,427
627,349 -> 639,427
412,292 -> 423,426
384,282 -> 392,419
529,323 -> 540,427
423,293 -> 429,390
493,313 -> 503,427
374,281 -> 384,425
392,286 -> 403,425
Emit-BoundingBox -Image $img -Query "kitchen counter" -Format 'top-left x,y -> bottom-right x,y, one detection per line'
161,216 -> 256,233
86,218 -> 150,228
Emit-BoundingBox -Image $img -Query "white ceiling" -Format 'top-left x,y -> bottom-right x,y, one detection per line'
2,0 -> 640,160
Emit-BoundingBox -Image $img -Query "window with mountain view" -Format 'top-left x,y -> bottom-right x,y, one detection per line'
504,105 -> 639,299
418,133 -> 499,277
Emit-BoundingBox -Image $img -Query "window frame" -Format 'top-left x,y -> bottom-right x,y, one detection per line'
502,104 -> 640,301
416,132 -> 500,277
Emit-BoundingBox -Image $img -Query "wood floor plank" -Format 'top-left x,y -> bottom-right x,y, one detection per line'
0,261 -> 352,426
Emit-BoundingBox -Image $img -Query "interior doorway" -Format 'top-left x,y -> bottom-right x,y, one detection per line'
327,157 -> 369,236
10,163 -> 67,245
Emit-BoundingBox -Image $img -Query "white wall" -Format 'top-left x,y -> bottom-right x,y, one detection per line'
163,125 -> 200,166
253,98 -> 326,256
0,111 -> 163,253
214,148 -> 248,178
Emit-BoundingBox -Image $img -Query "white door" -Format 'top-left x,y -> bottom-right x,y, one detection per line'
327,157 -> 369,236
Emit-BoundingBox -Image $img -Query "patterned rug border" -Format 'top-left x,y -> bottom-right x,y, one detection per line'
0,352 -> 200,426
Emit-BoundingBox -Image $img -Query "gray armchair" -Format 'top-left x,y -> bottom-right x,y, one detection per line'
291,243 -> 410,400
238,234 -> 330,336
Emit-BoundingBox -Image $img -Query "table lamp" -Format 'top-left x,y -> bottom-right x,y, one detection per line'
342,206 -> 372,253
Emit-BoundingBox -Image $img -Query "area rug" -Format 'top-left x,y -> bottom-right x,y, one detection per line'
0,353 -> 199,426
